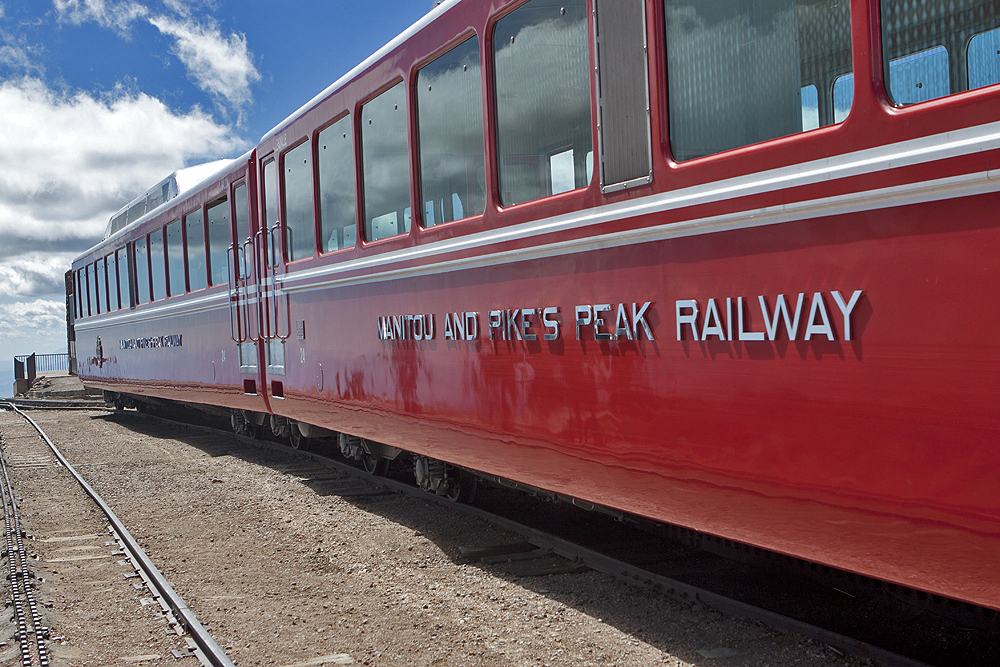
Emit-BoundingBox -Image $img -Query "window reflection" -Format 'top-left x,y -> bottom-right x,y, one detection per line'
150,229 -> 166,301
664,0 -> 853,161
318,115 -> 357,251
185,209 -> 207,291
418,36 -> 485,226
135,237 -> 150,305
283,142 -> 315,261
207,198 -> 230,285
494,0 -> 592,206
362,82 -> 410,242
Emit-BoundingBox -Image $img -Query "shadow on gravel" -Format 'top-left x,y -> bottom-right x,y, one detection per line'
88,408 -> 771,667
91,408 -> 984,667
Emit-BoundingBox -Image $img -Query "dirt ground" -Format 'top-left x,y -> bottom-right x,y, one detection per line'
0,406 -> 866,667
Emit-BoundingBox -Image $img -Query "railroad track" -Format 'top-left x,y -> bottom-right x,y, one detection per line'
93,407 -> 957,667
4,401 -> 994,666
0,402 -> 235,667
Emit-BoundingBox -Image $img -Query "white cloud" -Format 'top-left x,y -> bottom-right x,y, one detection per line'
51,1 -> 261,118
0,76 -> 246,269
0,253 -> 76,297
149,13 -> 259,118
0,299 -> 66,341
53,0 -> 149,33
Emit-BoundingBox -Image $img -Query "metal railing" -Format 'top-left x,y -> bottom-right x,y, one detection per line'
13,354 -> 69,378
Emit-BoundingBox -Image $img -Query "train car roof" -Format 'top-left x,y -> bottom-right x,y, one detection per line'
260,0 -> 461,145
77,148 -> 255,260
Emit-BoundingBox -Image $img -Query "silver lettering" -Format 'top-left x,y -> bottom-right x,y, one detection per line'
575,305 -> 592,340
701,298 -> 725,340
737,297 -> 764,341
831,290 -> 863,341
804,292 -> 835,340
594,304 -> 612,340
676,300 -> 699,341
543,307 -> 560,341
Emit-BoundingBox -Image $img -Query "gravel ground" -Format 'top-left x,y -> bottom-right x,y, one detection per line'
0,407 -> 868,667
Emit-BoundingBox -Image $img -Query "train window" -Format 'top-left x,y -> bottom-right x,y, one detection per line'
969,28 -> 1000,90
116,247 -> 130,309
185,209 -> 207,292
801,86 -> 819,131
106,252 -> 119,311
318,115 -> 357,252
833,74 -> 854,123
282,141 -> 315,261
664,0 -> 853,161
86,264 -> 96,317
417,36 -> 485,226
150,228 -> 166,301
362,81 -> 410,242
166,219 -> 186,296
887,46 -> 950,105
262,159 -> 280,267
134,237 -> 151,305
74,270 -> 83,318
880,0 -> 1000,106
207,197 -> 230,285
494,0 -> 592,206
95,259 -> 106,314
233,183 -> 250,278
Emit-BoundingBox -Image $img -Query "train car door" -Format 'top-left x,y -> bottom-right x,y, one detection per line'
228,175 -> 268,401
258,156 -> 291,405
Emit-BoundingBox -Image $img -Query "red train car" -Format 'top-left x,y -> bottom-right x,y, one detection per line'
71,0 -> 1000,612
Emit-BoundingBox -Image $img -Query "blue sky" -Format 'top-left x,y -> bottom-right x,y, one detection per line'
0,0 -> 434,394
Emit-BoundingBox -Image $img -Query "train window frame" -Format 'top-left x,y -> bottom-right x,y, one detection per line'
662,0 -> 854,162
149,227 -> 167,302
280,139 -> 317,263
74,270 -> 82,318
492,0 -> 594,207
968,27 -> 1000,90
82,268 -> 91,318
316,113 -> 358,254
165,218 -> 187,297
232,181 -> 251,280
879,0 -> 1000,108
116,246 -> 130,310
206,195 -> 230,286
416,33 -> 486,229
106,252 -> 119,311
95,258 -> 107,314
134,236 -> 151,305
86,264 -> 96,317
185,207 -> 208,292
360,79 -> 411,244
262,158 -> 281,268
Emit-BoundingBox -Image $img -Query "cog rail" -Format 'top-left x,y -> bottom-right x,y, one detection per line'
1,402 -> 236,667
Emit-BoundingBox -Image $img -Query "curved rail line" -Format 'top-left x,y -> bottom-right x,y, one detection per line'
0,402 -> 236,667
0,399 -> 940,666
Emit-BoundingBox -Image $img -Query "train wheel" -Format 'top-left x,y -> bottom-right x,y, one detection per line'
289,424 -> 310,451
362,454 -> 389,476
443,471 -> 477,504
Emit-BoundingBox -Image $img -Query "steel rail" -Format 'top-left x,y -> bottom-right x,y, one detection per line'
0,434 -> 50,666
1,403 -> 236,667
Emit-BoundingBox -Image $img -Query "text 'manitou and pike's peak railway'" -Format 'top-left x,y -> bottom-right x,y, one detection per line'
66,0 -> 1000,618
